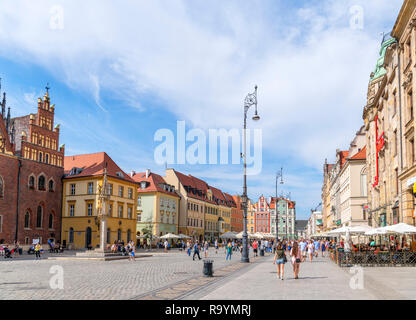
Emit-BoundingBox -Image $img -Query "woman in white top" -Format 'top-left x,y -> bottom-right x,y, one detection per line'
307,241 -> 314,262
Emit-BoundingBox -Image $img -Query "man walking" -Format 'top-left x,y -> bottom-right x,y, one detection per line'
193,241 -> 201,260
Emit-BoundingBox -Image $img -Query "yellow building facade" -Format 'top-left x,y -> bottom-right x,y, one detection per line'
61,153 -> 137,249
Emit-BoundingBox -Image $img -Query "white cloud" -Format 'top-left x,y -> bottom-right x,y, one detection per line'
0,0 -> 404,218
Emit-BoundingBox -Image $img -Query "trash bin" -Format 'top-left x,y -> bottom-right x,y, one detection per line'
203,260 -> 213,277
18,248 -> 23,255
260,248 -> 265,256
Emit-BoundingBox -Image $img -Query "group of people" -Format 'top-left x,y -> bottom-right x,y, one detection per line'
273,239 -> 331,280
110,240 -> 136,260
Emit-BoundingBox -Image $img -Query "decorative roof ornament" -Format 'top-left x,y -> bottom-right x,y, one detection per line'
370,31 -> 396,82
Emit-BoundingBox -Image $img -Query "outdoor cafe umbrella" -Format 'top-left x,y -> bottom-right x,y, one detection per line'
159,233 -> 180,239
236,231 -> 256,239
220,231 -> 238,239
364,228 -> 387,236
253,232 -> 265,239
178,234 -> 191,239
383,223 -> 416,234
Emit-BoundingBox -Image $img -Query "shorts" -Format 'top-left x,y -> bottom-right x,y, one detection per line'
276,258 -> 285,265
254,249 -> 258,253
130,251 -> 135,257
302,251 -> 306,256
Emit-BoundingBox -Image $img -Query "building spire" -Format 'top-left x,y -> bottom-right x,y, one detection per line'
1,91 -> 5,119
6,106 -> 10,133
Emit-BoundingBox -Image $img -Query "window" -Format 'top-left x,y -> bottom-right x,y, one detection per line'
69,228 -> 74,243
29,176 -> 35,189
117,229 -> 122,241
137,196 -> 142,206
395,168 -> 399,195
38,175 -> 46,190
69,204 -> 75,217
39,152 -> 43,163
0,176 -> 3,198
394,130 -> 398,156
411,138 -> 415,164
24,211 -> 30,229
48,213 -> 54,229
127,229 -> 131,242
361,168 -> 367,197
118,186 -> 124,197
108,184 -> 113,195
87,203 -> 93,216
127,207 -> 132,219
88,182 -> 93,194
408,90 -> 413,122
118,205 -> 123,218
106,228 -> 111,244
36,206 -> 43,228
137,214 -> 141,222
128,188 -> 133,199
108,204 -> 113,216
70,184 -> 76,195
48,180 -> 54,192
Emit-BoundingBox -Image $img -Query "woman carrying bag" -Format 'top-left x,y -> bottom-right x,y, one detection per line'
273,241 -> 287,280
290,241 -> 302,279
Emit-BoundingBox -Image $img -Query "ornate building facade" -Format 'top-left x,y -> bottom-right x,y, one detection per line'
0,86 -> 64,246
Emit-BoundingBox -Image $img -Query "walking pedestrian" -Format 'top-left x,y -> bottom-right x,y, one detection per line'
321,240 -> 326,257
204,241 -> 209,258
300,239 -> 307,262
314,239 -> 320,258
225,241 -> 232,261
129,242 -> 135,261
273,241 -> 287,280
192,241 -> 201,260
34,243 -> 41,259
186,240 -> 191,256
290,241 -> 302,279
214,239 -> 219,254
308,240 -> 314,262
252,240 -> 258,257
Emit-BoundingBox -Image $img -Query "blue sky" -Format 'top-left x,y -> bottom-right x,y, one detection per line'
0,0 -> 404,219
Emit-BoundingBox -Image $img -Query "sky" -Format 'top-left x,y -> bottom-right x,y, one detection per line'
0,0 -> 404,219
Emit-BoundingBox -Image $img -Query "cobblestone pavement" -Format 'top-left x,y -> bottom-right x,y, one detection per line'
0,248 -> 260,300
196,254 -> 416,300
3,249 -> 412,300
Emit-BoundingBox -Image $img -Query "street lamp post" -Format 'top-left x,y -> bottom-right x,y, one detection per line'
241,85 -> 260,263
275,168 -> 283,245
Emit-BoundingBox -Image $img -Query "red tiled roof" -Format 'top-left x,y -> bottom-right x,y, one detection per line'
173,170 -> 213,203
64,152 -> 135,183
349,146 -> 366,160
224,193 -> 237,208
132,171 -> 179,197
340,151 -> 349,168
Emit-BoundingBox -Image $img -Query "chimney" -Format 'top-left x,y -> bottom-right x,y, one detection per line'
130,170 -> 136,177
146,169 -> 150,178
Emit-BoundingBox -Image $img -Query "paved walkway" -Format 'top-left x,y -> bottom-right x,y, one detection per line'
196,254 -> 416,300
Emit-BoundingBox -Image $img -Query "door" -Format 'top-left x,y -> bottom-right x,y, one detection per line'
85,227 -> 92,248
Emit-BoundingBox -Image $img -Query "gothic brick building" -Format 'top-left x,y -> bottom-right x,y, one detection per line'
0,84 -> 65,246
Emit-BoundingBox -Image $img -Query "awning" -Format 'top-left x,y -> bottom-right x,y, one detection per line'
392,201 -> 399,209
406,176 -> 416,188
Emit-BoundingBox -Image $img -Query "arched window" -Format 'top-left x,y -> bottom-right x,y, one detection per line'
36,206 -> 43,228
38,176 -> 46,190
48,213 -> 54,229
29,176 -> 35,189
117,229 -> 121,241
127,229 -> 131,242
69,228 -> 74,243
45,154 -> 49,164
39,152 -> 43,163
48,180 -> 54,192
0,176 -> 3,198
361,167 -> 367,197
24,211 -> 30,229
